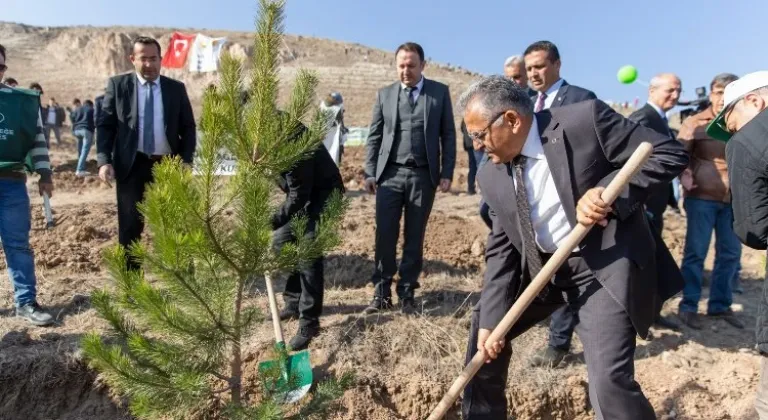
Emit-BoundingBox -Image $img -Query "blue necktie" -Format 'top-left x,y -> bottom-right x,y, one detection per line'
144,81 -> 155,155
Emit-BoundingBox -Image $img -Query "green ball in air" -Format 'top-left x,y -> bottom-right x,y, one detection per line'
617,65 -> 638,84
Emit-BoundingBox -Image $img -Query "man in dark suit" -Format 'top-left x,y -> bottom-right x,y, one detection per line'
272,118 -> 345,350
521,40 -> 600,368
458,76 -> 687,419
628,73 -> 683,330
524,40 -> 596,112
363,42 -> 456,314
97,36 -> 196,270
629,73 -> 682,230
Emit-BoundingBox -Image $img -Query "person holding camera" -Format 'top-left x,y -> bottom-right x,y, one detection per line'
676,73 -> 744,330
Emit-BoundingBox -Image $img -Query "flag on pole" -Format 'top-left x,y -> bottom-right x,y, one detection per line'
188,34 -> 227,73
162,32 -> 196,68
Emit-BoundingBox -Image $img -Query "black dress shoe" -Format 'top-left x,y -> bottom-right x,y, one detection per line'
289,325 -> 320,351
708,309 -> 744,329
278,307 -> 299,321
363,297 -> 393,314
16,303 -> 54,326
678,312 -> 703,330
401,298 -> 417,315
654,315 -> 680,330
528,346 -> 568,368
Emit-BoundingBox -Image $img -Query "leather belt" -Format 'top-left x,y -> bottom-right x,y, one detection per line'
393,158 -> 428,168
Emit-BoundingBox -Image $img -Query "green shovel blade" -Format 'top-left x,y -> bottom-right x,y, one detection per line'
258,348 -> 313,404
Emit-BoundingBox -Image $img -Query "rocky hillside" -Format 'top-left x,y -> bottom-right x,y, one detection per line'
0,21 -> 481,126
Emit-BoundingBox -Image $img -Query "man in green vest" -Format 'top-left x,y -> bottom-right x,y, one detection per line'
0,43 -> 55,326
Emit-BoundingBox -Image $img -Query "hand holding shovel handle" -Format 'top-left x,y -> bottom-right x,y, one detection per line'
426,142 -> 654,420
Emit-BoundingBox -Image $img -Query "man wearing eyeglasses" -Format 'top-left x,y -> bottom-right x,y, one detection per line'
708,70 -> 768,419
459,75 -> 687,419
676,73 -> 743,331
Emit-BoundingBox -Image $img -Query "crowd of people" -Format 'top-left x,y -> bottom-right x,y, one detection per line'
2,34 -> 768,419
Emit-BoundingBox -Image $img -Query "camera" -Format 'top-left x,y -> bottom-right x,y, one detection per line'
677,86 -> 710,121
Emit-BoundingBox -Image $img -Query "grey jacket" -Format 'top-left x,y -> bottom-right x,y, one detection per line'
364,78 -> 456,187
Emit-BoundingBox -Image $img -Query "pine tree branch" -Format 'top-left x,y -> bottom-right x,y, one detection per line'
147,255 -> 237,340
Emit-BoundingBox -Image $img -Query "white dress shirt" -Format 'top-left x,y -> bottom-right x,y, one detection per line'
536,78 -> 565,111
400,76 -> 425,102
513,115 -> 573,253
136,73 -> 171,155
47,108 -> 57,125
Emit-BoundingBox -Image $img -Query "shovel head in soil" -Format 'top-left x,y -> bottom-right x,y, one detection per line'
260,272 -> 313,403
257,343 -> 312,404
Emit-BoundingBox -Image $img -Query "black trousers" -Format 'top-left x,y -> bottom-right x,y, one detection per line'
116,153 -> 158,271
462,255 -> 654,420
372,165 -> 436,300
272,223 -> 324,328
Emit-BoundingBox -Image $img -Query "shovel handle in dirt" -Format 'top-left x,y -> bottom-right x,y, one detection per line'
258,272 -> 313,403
265,272 -> 285,345
426,142 -> 654,420
43,192 -> 54,229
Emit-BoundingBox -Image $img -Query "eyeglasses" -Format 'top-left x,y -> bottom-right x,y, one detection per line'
467,111 -> 507,143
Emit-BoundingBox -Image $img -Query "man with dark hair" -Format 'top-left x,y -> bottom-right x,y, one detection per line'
524,40 -> 596,112
459,75 -> 687,420
363,41 -> 456,314
675,73 -> 743,330
3,77 -> 18,87
522,39 -> 599,368
97,36 -> 196,270
69,97 -> 95,176
0,43 -> 55,326
42,96 -> 65,146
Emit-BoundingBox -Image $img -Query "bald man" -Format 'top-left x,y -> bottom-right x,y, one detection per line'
628,72 -> 684,331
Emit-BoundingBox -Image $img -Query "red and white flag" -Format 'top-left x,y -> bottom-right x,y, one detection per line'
162,32 -> 196,68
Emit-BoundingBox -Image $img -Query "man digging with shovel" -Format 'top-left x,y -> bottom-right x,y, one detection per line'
456,76 -> 688,419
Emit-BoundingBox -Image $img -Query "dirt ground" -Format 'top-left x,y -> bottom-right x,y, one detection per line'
0,137 -> 765,420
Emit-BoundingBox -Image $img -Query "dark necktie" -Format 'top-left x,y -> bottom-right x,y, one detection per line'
534,92 -> 547,113
513,155 -> 543,281
144,81 -> 155,155
404,86 -> 416,107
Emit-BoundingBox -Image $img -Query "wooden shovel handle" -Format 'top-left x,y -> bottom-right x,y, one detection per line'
264,272 -> 284,344
426,142 -> 654,420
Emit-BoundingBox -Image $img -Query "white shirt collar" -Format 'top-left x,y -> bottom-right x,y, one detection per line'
541,78 -> 564,98
401,76 -> 424,92
647,101 -> 667,119
520,115 -> 545,160
136,72 -> 160,86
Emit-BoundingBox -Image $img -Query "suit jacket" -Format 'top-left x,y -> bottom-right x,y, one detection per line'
531,79 -> 597,109
96,73 -> 196,180
41,105 -> 66,126
477,100 -> 688,338
272,124 -> 345,230
628,103 -> 675,218
364,78 -> 456,187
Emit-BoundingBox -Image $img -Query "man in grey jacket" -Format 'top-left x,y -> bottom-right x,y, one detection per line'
363,42 -> 456,315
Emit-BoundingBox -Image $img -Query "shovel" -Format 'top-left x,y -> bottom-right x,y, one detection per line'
43,192 -> 55,229
426,142 -> 655,420
257,272 -> 313,404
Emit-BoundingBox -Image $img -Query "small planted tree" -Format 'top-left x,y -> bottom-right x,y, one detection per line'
82,0 -> 350,418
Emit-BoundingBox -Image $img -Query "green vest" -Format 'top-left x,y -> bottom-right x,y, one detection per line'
0,86 -> 40,173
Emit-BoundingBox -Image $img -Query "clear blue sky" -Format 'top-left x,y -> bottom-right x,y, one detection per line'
4,0 -> 767,104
